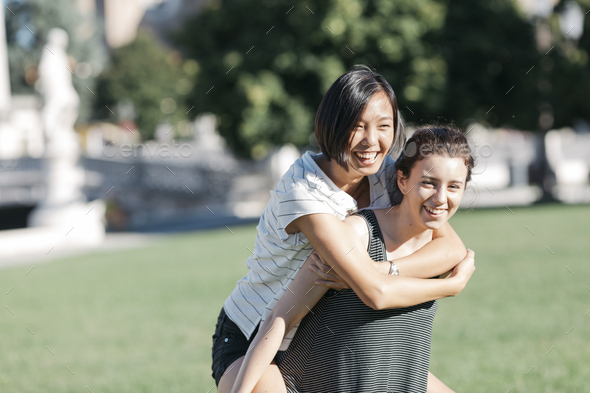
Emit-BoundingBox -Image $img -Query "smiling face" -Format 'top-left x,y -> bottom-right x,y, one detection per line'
346,91 -> 395,177
397,154 -> 468,230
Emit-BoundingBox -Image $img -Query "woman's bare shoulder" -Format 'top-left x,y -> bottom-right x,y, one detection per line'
343,214 -> 371,247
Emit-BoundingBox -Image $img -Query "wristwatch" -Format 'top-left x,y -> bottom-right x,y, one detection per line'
388,261 -> 399,276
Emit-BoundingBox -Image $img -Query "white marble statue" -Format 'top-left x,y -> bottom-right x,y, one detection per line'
193,113 -> 225,151
39,29 -> 81,153
36,28 -> 84,205
29,28 -> 105,245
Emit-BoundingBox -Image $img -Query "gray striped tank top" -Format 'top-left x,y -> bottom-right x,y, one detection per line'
276,209 -> 437,393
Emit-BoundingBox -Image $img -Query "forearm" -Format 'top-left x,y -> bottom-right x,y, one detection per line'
373,260 -> 390,275
427,371 -> 455,393
372,274 -> 460,310
299,215 -> 462,310
231,317 -> 287,393
367,260 -> 466,309
395,223 -> 466,279
233,253 -> 330,392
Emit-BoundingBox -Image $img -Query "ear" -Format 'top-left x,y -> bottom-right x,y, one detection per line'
397,169 -> 408,194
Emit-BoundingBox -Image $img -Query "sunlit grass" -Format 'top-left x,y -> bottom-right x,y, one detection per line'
0,203 -> 588,392
0,225 -> 255,393
431,203 -> 590,392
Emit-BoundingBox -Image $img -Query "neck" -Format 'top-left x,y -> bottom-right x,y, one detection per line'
385,201 -> 432,249
315,154 -> 365,195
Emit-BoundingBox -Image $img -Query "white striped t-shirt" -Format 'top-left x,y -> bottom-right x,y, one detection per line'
223,151 -> 398,341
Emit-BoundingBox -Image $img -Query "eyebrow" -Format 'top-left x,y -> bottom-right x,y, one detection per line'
421,175 -> 464,185
361,116 -> 393,123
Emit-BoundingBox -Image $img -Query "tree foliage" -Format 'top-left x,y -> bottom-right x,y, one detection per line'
431,0 -> 542,130
94,31 -> 191,140
175,0 -> 448,158
544,0 -> 590,130
175,0 -> 590,158
4,0 -> 106,122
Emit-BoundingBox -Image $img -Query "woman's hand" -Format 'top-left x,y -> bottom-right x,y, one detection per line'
309,252 -> 351,290
447,249 -> 476,296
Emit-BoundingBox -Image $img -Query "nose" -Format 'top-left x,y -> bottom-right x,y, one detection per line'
361,126 -> 378,147
432,186 -> 448,206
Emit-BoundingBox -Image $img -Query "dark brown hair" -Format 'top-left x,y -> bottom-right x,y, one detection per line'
315,65 -> 404,170
395,125 -> 476,183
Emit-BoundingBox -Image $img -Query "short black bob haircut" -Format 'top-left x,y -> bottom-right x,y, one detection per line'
315,65 -> 404,170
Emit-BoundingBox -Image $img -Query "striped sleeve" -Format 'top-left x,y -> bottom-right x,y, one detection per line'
275,184 -> 337,242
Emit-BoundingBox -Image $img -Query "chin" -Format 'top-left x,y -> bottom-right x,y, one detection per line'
424,221 -> 445,230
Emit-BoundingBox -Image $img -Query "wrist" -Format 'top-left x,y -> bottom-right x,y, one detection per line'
388,260 -> 399,276
374,261 -> 390,275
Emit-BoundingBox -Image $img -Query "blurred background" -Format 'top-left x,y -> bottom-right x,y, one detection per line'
0,0 -> 589,392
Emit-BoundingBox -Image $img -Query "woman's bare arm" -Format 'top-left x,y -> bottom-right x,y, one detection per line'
312,217 -> 467,281
290,213 -> 473,310
291,211 -> 467,283
393,220 -> 466,278
231,255 -> 330,393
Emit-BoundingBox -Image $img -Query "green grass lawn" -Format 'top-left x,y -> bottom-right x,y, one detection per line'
1,203 -> 589,392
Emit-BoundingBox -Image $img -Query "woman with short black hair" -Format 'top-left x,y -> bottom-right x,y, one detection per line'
212,66 -> 472,393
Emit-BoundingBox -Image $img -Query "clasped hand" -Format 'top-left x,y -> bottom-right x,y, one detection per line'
307,251 -> 352,290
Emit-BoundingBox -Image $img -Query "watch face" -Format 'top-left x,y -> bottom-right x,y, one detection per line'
392,263 -> 399,275
388,261 -> 399,275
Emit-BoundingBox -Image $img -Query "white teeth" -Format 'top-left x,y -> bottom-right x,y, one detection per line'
424,206 -> 445,215
355,152 -> 377,160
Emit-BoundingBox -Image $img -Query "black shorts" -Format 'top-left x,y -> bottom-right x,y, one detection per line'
211,307 -> 259,387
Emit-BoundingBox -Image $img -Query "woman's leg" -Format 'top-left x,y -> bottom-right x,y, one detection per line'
218,356 -> 287,393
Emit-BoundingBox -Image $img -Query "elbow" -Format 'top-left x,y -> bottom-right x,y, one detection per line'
371,299 -> 404,311
456,246 -> 468,262
366,299 -> 382,311
444,246 -> 467,271
370,300 -> 387,311
454,240 -> 468,260
369,287 -> 387,310
367,282 -> 414,310
360,284 -> 385,310
363,285 -> 401,311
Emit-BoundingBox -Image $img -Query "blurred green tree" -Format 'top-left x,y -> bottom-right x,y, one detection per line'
545,0 -> 590,130
94,31 -> 190,140
4,0 -> 106,122
520,0 -> 590,200
431,0 -> 542,130
175,0 -> 590,158
175,0 -> 448,158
